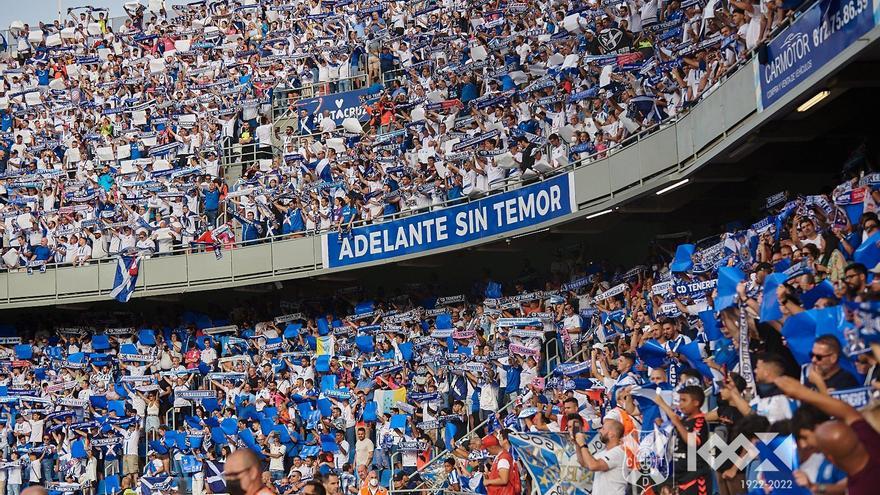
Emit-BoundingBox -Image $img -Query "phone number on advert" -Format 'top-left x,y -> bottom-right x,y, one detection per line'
813,0 -> 870,45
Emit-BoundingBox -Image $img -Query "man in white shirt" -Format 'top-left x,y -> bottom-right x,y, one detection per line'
200,345 -> 217,365
333,430 -> 350,470
290,456 -> 313,480
319,110 -> 336,133
73,236 -> 92,266
266,435 -> 287,480
26,413 -> 44,445
115,422 -> 142,477
13,415 -> 31,439
574,419 -> 627,495
151,220 -> 178,254
354,427 -> 374,468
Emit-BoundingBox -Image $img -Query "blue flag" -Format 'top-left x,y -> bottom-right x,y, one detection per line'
508,432 -> 593,494
760,273 -> 787,322
670,244 -> 696,272
140,476 -> 173,493
678,341 -> 714,379
698,310 -> 723,341
138,329 -> 157,346
714,267 -> 745,311
802,280 -> 835,310
205,460 -> 226,493
110,255 -> 141,303
855,231 -> 880,270
637,339 -> 669,369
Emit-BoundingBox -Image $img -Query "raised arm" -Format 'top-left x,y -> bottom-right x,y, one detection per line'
774,376 -> 862,425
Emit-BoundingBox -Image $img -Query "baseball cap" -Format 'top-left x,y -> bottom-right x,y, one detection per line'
481,434 -> 499,448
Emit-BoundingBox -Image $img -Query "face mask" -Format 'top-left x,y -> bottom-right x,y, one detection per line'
226,479 -> 245,495
370,478 -> 379,488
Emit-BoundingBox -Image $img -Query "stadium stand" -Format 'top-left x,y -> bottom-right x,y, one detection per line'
0,0 -> 781,271
6,150 -> 880,495
2,1 -> 880,495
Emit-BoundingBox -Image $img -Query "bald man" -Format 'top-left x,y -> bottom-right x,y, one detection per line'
21,487 -> 48,495
775,376 -> 880,495
224,448 -> 274,495
575,419 -> 627,495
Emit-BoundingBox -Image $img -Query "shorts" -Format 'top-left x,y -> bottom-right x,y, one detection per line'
678,475 -> 711,495
123,454 -> 139,475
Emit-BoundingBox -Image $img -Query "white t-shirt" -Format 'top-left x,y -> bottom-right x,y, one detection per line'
355,438 -> 374,467
27,419 -> 44,444
124,429 -> 140,456
152,228 -> 176,253
269,443 -> 286,471
29,459 -> 41,482
8,463 -> 21,484
592,445 -> 627,495
479,382 -> 499,411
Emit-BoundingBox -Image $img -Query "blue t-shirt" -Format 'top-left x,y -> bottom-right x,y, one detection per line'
98,173 -> 114,191
36,69 -> 50,86
448,185 -> 463,201
383,201 -> 398,217
341,205 -> 355,223
32,245 -> 52,261
505,365 -> 522,393
203,189 -> 220,210
283,209 -> 305,234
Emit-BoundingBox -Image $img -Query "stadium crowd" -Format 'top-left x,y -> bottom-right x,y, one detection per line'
7,1 -> 880,495
3,145 -> 880,495
0,0 -> 795,270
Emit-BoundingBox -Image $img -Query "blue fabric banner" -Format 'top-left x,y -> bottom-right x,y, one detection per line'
508,432 -> 594,494
323,173 -> 576,268
294,86 -> 381,125
756,0 -> 879,111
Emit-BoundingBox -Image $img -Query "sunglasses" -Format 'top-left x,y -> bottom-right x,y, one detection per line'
810,352 -> 833,361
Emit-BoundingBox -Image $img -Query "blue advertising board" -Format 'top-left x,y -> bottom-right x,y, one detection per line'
755,0 -> 879,111
295,86 -> 380,125
322,173 -> 577,268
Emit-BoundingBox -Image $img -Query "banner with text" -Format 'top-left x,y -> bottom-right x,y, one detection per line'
756,0 -> 879,111
322,173 -> 576,268
509,431 -> 598,494
295,86 -> 379,125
